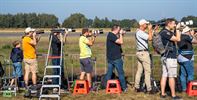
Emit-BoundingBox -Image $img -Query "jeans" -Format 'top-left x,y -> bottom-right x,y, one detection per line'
52,58 -> 65,87
179,60 -> 194,91
104,58 -> 127,90
12,62 -> 23,78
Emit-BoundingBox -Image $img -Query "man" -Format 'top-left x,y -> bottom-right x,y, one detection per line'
79,28 -> 95,89
105,25 -> 127,92
51,30 -> 68,91
159,18 -> 182,100
177,26 -> 197,92
134,19 -> 155,94
22,27 -> 40,88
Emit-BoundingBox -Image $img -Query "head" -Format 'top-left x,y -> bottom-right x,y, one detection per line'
111,25 -> 121,34
12,40 -> 21,48
165,18 -> 176,30
82,28 -> 91,36
139,19 -> 149,31
182,26 -> 191,35
25,27 -> 35,36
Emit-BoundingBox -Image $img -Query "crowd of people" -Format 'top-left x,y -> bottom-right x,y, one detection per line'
8,18 -> 197,100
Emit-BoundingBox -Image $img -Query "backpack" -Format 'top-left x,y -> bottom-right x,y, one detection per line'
152,30 -> 169,55
0,61 -> 5,77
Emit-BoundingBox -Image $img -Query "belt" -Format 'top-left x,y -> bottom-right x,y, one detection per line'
137,49 -> 148,52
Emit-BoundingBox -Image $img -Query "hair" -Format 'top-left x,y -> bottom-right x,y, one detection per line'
12,40 -> 20,47
111,24 -> 120,31
82,28 -> 89,34
165,18 -> 175,26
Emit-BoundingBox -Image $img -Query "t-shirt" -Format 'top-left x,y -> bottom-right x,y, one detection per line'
51,35 -> 61,56
160,29 -> 177,58
79,35 -> 92,59
10,48 -> 23,63
22,36 -> 36,59
106,32 -> 122,60
135,29 -> 149,50
177,34 -> 194,61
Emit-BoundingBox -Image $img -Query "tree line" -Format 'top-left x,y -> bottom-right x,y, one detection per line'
0,13 -> 197,28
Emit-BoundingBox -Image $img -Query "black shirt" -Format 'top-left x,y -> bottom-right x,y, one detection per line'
10,48 -> 23,63
177,34 -> 193,59
51,35 -> 61,56
160,29 -> 177,58
106,32 -> 122,60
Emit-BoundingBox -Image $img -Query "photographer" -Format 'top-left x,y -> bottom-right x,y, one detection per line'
104,25 -> 127,92
159,18 -> 181,100
177,26 -> 197,92
50,30 -> 68,92
79,28 -> 96,90
134,19 -> 156,94
22,27 -> 41,88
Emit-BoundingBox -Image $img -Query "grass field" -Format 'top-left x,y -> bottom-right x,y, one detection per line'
0,33 -> 197,100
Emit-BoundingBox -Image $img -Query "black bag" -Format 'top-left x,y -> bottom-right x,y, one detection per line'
0,61 -> 5,77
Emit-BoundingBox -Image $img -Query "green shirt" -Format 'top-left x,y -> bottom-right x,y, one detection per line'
79,36 -> 92,58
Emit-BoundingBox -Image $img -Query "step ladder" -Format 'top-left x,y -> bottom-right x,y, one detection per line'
39,29 -> 66,100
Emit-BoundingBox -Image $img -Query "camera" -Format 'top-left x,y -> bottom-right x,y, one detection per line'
91,29 -> 104,37
122,27 -> 131,32
67,28 -> 76,32
152,22 -> 165,28
36,30 -> 44,34
51,28 -> 65,33
180,20 -> 193,27
194,29 -> 197,33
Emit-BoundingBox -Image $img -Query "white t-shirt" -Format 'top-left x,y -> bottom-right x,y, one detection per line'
135,29 -> 149,50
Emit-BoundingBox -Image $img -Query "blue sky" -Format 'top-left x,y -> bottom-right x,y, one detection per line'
0,0 -> 197,23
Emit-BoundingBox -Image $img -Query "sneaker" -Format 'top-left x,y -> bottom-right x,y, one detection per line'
134,88 -> 141,92
53,88 -> 59,94
123,88 -> 128,93
160,93 -> 167,99
147,90 -> 156,94
172,96 -> 182,100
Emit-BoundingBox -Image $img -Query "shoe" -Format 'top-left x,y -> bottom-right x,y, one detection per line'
135,88 -> 141,92
160,93 -> 167,99
172,96 -> 182,100
147,90 -> 156,94
123,88 -> 128,93
53,88 -> 59,94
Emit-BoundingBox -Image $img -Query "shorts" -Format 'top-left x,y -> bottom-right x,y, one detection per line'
12,62 -> 23,78
161,57 -> 177,77
24,59 -> 38,74
80,57 -> 93,73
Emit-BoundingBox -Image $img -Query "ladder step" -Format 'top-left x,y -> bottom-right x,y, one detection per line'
42,85 -> 60,88
40,94 -> 60,98
46,66 -> 61,68
44,75 -> 60,78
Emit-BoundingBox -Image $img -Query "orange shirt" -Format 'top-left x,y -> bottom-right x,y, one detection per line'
22,36 -> 36,59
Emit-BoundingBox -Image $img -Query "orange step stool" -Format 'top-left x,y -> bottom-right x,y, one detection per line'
73,80 -> 89,95
186,80 -> 197,96
106,80 -> 122,94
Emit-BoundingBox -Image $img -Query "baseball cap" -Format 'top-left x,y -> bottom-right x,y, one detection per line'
139,19 -> 149,25
25,27 -> 35,33
182,26 -> 191,33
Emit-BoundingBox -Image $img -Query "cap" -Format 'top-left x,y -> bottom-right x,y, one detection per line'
25,27 -> 35,33
182,26 -> 191,33
139,19 -> 149,25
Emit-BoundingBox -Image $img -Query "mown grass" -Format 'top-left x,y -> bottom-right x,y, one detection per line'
1,34 -> 197,99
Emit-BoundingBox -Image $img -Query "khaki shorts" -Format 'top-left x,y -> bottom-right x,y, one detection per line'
161,57 -> 177,77
24,59 -> 38,74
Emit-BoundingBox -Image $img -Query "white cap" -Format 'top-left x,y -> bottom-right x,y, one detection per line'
25,27 -> 35,33
182,26 -> 191,33
139,19 -> 149,25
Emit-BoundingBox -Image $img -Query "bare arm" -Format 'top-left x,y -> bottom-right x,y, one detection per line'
148,24 -> 153,41
170,30 -> 181,42
29,32 -> 37,45
86,36 -> 96,46
190,30 -> 197,44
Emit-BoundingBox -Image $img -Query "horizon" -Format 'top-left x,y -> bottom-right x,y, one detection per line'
0,0 -> 197,23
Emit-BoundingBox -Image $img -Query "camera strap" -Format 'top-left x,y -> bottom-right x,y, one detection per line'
135,31 -> 148,50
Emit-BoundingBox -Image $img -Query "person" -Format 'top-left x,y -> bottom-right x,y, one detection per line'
50,29 -> 68,92
177,26 -> 197,92
79,28 -> 96,90
159,18 -> 182,100
10,40 -> 23,87
22,27 -> 40,88
104,25 -> 127,92
134,19 -> 156,94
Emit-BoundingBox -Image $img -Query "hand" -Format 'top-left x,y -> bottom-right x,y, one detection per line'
148,24 -> 153,30
119,29 -> 125,35
32,32 -> 36,38
190,30 -> 195,36
154,25 -> 159,33
176,23 -> 181,30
